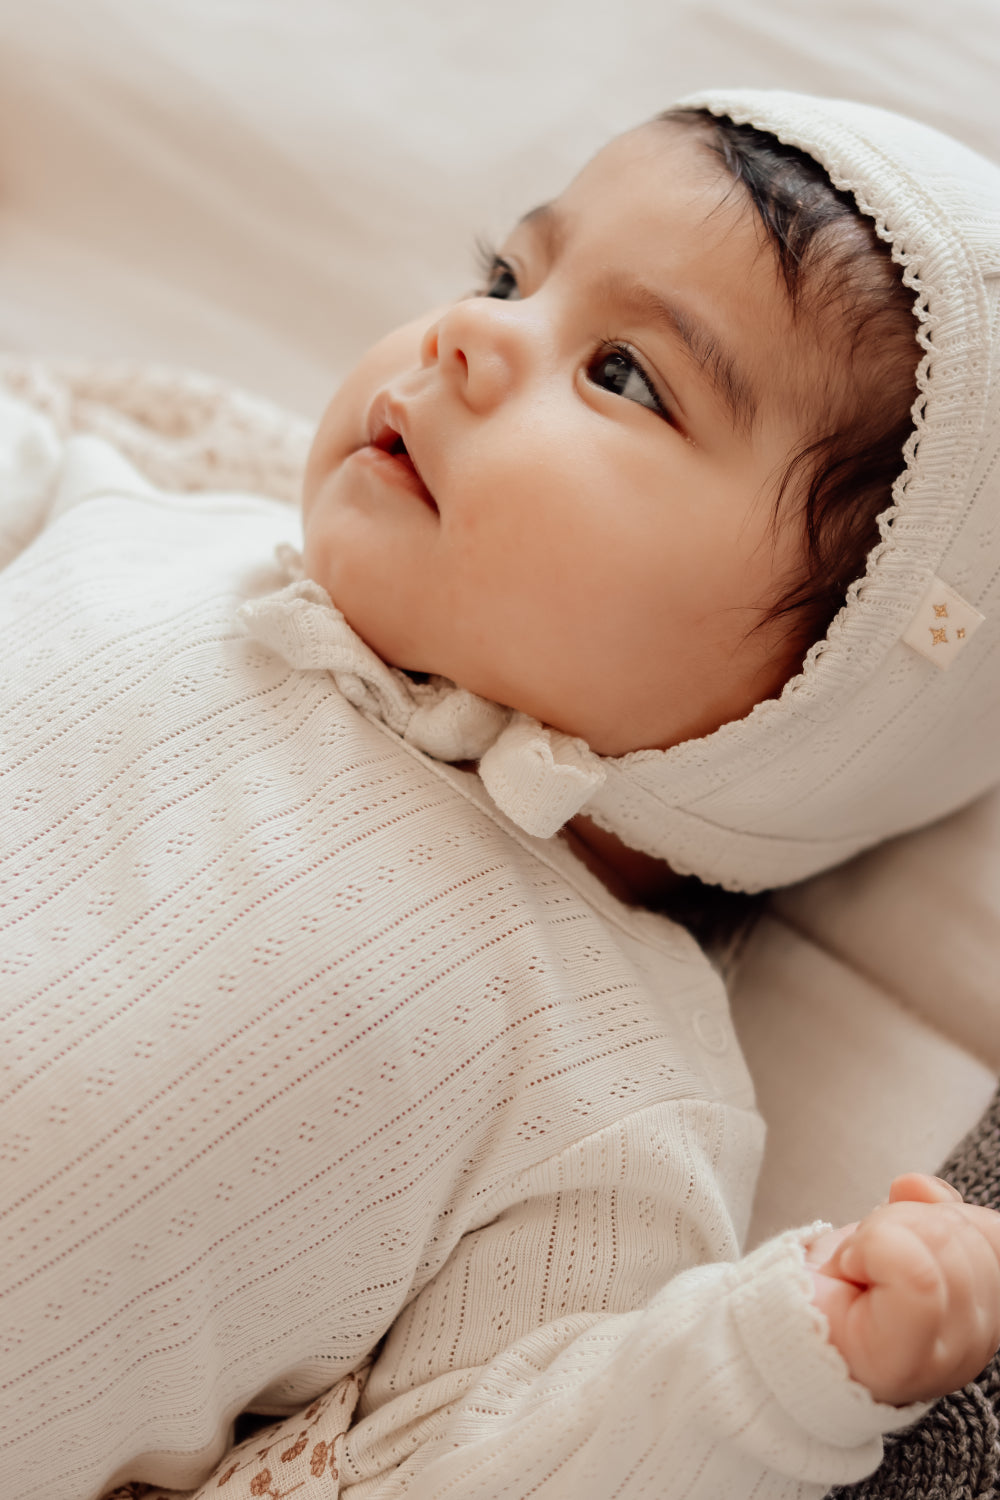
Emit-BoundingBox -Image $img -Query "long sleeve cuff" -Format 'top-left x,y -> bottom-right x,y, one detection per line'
730,1224 -> 930,1477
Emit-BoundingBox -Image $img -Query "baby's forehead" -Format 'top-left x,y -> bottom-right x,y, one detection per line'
555,119 -> 757,227
541,122 -> 814,333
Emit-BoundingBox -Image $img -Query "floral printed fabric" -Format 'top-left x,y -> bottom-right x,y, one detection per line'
102,1371 -> 365,1500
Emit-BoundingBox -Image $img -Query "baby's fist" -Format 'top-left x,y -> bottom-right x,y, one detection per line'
807,1174 -> 1000,1405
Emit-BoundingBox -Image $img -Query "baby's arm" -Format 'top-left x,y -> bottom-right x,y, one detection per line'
807,1173 -> 1000,1405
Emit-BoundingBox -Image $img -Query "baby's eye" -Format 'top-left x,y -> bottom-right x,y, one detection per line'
475,245 -> 522,301
587,345 -> 666,418
484,260 -> 521,301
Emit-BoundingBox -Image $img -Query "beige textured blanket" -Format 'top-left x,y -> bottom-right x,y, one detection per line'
0,357 -> 312,506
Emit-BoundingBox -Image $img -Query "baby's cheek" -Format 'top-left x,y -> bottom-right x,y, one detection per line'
301,411 -> 348,520
352,310 -> 440,395
299,526 -> 332,598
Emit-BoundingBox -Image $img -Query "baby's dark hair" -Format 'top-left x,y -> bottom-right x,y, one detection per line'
667,108 -> 919,665
655,110 -> 919,946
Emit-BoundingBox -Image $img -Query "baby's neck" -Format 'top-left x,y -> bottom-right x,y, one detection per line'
562,815 -> 682,908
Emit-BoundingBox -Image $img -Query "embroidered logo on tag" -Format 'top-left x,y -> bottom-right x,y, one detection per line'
902,576 -> 984,668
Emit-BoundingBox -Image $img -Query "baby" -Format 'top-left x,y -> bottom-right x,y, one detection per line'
3,88 -> 1000,1500
301,96 -> 1000,1410
301,97 -> 1000,1402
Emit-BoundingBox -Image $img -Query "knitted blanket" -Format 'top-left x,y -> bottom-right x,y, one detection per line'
0,355 -> 314,507
4,357 -> 996,1500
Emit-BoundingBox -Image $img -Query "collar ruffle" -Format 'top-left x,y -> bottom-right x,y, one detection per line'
238,547 -> 607,839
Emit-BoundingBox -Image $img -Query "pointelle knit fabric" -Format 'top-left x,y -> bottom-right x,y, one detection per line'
0,361 -> 927,1500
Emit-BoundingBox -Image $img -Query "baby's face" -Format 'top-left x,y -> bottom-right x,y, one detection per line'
302,121 -> 834,757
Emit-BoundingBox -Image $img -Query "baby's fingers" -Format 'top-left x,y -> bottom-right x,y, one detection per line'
823,1200 -> 1000,1289
831,1202 -> 1000,1403
887,1173 -> 964,1207
824,1210 -> 943,1299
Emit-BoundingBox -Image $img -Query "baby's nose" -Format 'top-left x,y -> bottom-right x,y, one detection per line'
422,298 -> 529,412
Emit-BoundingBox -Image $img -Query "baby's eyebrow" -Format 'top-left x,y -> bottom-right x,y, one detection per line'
600,273 -> 760,436
517,202 -> 759,436
517,201 -> 566,260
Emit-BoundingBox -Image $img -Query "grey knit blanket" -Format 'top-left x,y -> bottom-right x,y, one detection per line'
829,1080 -> 1000,1500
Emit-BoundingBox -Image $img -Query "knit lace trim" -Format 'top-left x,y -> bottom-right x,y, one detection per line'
240,548 -> 607,839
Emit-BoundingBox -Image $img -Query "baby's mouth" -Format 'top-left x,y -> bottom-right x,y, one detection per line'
369,420 -> 439,514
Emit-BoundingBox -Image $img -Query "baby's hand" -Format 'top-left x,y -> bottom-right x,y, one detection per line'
806,1174 -> 1000,1405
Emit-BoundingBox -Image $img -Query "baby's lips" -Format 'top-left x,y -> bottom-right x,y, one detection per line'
365,391 -> 438,511
365,388 -> 409,451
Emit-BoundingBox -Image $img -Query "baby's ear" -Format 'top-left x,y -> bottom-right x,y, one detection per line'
887,1173 -> 963,1206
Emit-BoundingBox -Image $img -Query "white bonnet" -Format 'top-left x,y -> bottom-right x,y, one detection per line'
582,88 -> 1000,893
246,90 -> 1000,894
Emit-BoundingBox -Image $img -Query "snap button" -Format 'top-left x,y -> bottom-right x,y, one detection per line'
691,1008 -> 729,1055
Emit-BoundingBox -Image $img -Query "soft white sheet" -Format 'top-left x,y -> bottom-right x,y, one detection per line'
1,0 -> 999,1240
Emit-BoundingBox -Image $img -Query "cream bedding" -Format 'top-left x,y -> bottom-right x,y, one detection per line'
1,0 -> 999,1245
